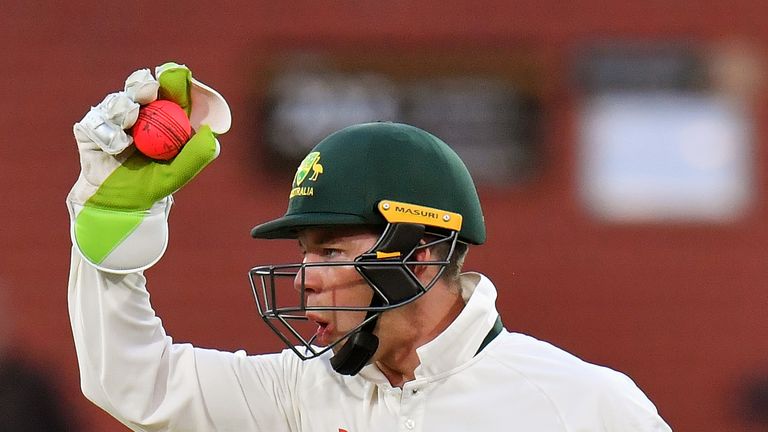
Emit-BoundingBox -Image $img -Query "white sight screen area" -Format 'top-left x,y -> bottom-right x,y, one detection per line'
578,93 -> 753,222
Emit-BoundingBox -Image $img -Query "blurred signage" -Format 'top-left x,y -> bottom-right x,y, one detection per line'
260,51 -> 541,185
575,42 -> 707,92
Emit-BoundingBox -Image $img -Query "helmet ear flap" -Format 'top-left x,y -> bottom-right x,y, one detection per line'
372,223 -> 425,254
356,223 -> 425,305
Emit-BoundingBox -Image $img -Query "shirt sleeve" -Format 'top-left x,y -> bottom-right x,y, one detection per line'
597,369 -> 673,432
67,248 -> 300,432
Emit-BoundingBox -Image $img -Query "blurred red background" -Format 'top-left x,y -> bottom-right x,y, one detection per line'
2,2 -> 768,431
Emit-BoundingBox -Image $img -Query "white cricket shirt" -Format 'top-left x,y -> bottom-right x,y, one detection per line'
68,249 -> 672,431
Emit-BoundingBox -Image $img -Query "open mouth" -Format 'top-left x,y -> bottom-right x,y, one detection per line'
306,314 -> 333,346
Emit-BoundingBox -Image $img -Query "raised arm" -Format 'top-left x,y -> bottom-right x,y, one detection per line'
66,65 -> 297,431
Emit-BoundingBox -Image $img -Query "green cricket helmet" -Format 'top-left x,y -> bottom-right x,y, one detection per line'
250,122 -> 485,244
249,122 -> 486,376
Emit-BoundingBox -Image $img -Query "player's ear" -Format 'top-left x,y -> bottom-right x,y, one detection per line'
414,240 -> 432,261
410,240 -> 436,278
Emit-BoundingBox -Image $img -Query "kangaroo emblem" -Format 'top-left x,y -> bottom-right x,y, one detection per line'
309,161 -> 323,181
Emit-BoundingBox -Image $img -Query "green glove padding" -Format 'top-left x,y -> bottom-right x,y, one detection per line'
157,63 -> 194,114
74,126 -> 217,264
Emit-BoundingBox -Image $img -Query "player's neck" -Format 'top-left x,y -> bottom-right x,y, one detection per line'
375,282 -> 465,388
376,358 -> 416,388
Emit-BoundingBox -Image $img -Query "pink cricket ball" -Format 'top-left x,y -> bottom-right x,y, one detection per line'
131,100 -> 192,160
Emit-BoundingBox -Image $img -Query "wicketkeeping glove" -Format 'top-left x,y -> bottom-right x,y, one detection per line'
67,62 -> 231,274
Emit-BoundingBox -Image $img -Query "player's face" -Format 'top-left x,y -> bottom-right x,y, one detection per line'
296,226 -> 379,348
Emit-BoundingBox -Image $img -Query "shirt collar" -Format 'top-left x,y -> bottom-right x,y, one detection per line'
357,272 -> 499,383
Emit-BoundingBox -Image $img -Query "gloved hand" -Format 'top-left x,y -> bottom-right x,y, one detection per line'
67,62 -> 231,274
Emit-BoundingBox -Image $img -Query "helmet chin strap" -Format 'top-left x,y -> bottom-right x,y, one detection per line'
329,298 -> 382,375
